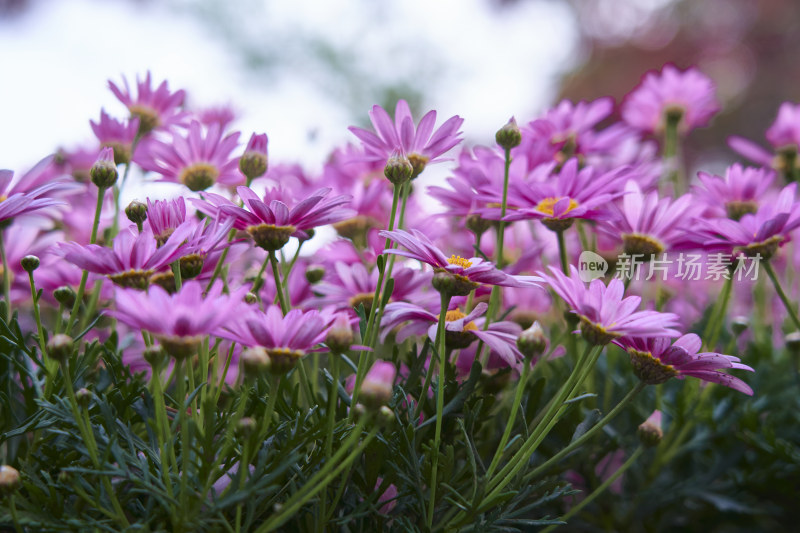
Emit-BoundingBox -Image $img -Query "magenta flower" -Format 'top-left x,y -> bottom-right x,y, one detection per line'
479,159 -> 629,231
381,302 -> 524,368
239,133 -> 269,181
615,334 -> 753,395
728,102 -> 800,168
379,228 -> 542,296
348,99 -> 464,175
600,180 -> 702,255
197,104 -> 237,130
90,109 -> 140,164
221,306 -> 335,373
694,164 -> 776,220
139,120 -> 241,191
111,280 -> 248,359
542,266 -> 681,344
698,183 -> 800,259
196,186 -> 354,250
359,360 -> 397,409
622,64 -> 720,134
145,197 -> 188,245
0,169 -> 70,225
59,224 -> 192,290
108,71 -> 189,134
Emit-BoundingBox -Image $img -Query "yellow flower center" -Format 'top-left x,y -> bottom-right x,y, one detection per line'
439,308 -> 478,331
0,194 -> 7,203
447,255 -> 472,269
535,197 -> 579,217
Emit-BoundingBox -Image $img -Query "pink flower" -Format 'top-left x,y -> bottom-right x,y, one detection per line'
111,281 -> 248,359
349,100 -> 463,174
90,109 -> 140,164
542,266 -> 681,345
108,71 -> 189,134
360,360 -> 397,408
0,168 -> 72,225
622,64 -> 720,134
138,120 -> 241,191
694,164 -> 776,220
615,334 -> 753,395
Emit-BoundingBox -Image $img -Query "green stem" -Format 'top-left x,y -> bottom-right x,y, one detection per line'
319,352 -> 340,532
9,495 -> 23,533
662,113 -> 682,194
522,382 -> 646,483
764,261 -> 800,331
0,231 -> 10,323
268,251 -> 289,314
175,359 -> 190,518
540,447 -> 644,533
255,375 -> 281,447
427,292 -> 452,528
205,229 -> 237,292
701,276 -> 733,351
556,229 -> 569,274
172,261 -> 183,292
27,270 -> 52,389
150,361 -> 175,501
485,355 -> 533,480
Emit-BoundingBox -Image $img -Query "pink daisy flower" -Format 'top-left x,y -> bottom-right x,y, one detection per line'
90,109 -> 140,164
379,228 -> 542,296
694,164 -> 776,220
615,334 -> 754,395
728,102 -> 800,170
380,301 -> 524,368
59,224 -> 192,290
348,99 -> 464,176
108,71 -> 189,135
145,197 -> 188,245
139,120 -> 241,192
622,64 -> 720,134
111,280 -> 248,359
600,180 -> 702,256
542,266 -> 681,345
221,306 -> 335,373
698,183 -> 800,259
0,169 -> 71,225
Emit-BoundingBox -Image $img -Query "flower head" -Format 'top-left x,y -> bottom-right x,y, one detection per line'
615,334 -> 753,395
90,109 -> 139,164
0,168 -> 72,225
108,71 -> 188,134
139,120 -> 241,191
694,164 -> 776,220
379,228 -> 541,296
622,64 -> 720,134
349,99 -> 463,176
542,266 -> 681,344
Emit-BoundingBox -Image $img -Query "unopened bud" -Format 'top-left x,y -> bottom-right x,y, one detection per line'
76,388 -> 92,407
125,201 -> 148,226
360,361 -> 396,410
465,214 -> 492,237
90,147 -> 118,189
21,255 -> 39,273
239,133 -> 269,181
383,153 -> 413,186
54,286 -> 76,308
517,322 -> 547,360
0,465 -> 21,494
432,271 -> 477,297
144,345 -> 166,368
730,316 -> 748,336
637,410 -> 664,447
241,347 -> 271,376
47,334 -> 74,362
326,315 -> 355,354
236,417 -> 257,437
305,265 -> 325,284
785,332 -> 800,354
179,254 -> 204,280
244,292 -> 258,304
495,117 -> 522,150
377,405 -> 394,428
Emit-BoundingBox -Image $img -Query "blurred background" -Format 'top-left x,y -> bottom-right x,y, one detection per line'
1,0 -> 799,176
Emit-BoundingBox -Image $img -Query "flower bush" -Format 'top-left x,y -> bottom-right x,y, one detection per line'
1,65 -> 799,532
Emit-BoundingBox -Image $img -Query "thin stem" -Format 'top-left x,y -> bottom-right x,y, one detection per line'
540,447 -> 644,533
27,270 -> 51,381
175,359 -> 190,518
701,276 -> 733,351
172,261 -> 183,292
205,229 -> 237,292
522,382 -> 646,483
0,231 -> 10,323
319,352 -> 341,532
662,113 -> 682,194
268,251 -> 289,314
427,292 -> 452,529
764,261 -> 800,331
150,361 -> 176,501
556,229 -> 569,274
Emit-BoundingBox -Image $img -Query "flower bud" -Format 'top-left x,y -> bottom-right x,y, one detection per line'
144,345 -> 166,368
326,314 -> 355,354
0,465 -> 21,495
125,200 -> 148,226
432,271 -> 477,297
244,292 -> 258,304
305,264 -> 325,284
76,388 -> 92,407
20,255 -> 40,273
465,214 -> 493,237
517,321 -> 547,360
241,347 -> 271,376
90,147 -> 118,189
236,417 -> 257,438
377,405 -> 395,428
179,254 -> 204,280
360,361 -> 396,410
53,286 -> 76,308
785,332 -> 800,355
47,334 -> 74,362
637,410 -> 664,447
731,316 -> 749,336
239,133 -> 269,181
495,117 -> 522,150
383,153 -> 413,186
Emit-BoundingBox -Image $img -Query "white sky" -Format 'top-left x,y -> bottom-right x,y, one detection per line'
0,0 -> 577,184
